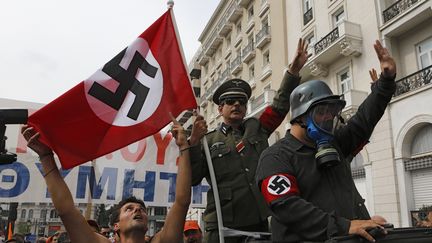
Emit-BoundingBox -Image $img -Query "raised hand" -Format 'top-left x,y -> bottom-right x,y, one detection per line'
169,113 -> 188,148
288,38 -> 311,75
21,125 -> 52,156
189,113 -> 207,146
373,40 -> 396,79
369,68 -> 378,84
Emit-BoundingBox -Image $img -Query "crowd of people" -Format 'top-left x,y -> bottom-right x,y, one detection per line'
11,38 -> 397,243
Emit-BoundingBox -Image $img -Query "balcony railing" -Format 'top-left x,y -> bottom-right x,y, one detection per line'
314,27 -> 339,55
394,64 -> 432,97
221,67 -> 231,81
303,8 -> 313,26
231,55 -> 243,74
247,89 -> 276,117
383,0 -> 419,23
256,25 -> 271,49
242,41 -> 256,62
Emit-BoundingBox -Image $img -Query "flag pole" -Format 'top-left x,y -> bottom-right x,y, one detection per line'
202,136 -> 225,243
168,1 -> 225,241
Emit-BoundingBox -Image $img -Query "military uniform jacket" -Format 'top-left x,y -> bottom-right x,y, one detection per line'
255,76 -> 396,242
189,72 -> 301,230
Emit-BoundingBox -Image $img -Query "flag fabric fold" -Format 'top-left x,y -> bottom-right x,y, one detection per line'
29,9 -> 197,169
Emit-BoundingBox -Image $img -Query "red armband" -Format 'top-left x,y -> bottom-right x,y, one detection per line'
259,106 -> 285,133
260,173 -> 299,204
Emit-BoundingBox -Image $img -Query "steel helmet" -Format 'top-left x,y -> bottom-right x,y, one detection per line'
289,80 -> 346,122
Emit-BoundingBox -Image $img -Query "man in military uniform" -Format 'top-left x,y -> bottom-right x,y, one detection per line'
255,40 -> 395,242
188,39 -> 310,243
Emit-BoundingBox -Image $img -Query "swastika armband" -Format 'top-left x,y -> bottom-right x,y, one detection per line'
260,173 -> 299,204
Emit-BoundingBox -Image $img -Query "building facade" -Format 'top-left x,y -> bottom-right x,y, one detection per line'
191,0 -> 432,228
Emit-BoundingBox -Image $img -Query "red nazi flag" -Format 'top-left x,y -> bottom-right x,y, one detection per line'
28,9 -> 197,169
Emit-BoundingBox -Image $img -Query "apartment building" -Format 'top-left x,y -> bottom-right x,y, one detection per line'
194,0 -> 290,143
191,0 -> 432,228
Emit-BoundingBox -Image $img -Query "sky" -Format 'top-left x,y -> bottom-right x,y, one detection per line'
0,0 -> 219,104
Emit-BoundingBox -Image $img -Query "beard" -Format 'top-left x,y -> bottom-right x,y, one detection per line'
122,223 -> 147,238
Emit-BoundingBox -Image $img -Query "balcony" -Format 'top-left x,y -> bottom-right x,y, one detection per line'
256,25 -> 271,49
204,31 -> 223,56
228,3 -> 243,23
231,55 -> 243,74
247,89 -> 276,118
221,67 -> 231,82
242,41 -> 256,63
303,8 -> 313,26
383,0 -> 420,23
217,17 -> 233,38
198,52 -> 209,66
238,0 -> 252,7
258,0 -> 270,18
341,89 -> 368,118
48,218 -> 62,223
393,64 -> 432,98
380,0 -> 430,37
200,97 -> 208,107
301,20 -> 362,78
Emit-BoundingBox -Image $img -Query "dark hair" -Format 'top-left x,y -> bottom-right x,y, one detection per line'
110,196 -> 146,226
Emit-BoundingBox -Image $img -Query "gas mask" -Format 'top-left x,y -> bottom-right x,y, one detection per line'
305,101 -> 344,169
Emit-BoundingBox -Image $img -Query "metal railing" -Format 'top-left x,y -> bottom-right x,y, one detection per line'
303,8 -> 313,26
314,27 -> 339,55
382,0 -> 419,23
256,25 -> 270,44
394,64 -> 432,97
242,41 -> 255,59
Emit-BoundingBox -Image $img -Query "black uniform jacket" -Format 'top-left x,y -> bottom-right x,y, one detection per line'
255,76 -> 396,242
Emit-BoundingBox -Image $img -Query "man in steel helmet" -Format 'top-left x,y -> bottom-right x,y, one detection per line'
256,40 -> 396,242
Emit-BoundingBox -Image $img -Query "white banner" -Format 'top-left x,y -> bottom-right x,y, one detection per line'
0,99 -> 209,207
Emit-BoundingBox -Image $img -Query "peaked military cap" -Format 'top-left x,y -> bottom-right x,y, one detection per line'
212,78 -> 252,105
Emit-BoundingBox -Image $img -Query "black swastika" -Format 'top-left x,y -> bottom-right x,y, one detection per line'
268,176 -> 290,194
88,48 -> 158,120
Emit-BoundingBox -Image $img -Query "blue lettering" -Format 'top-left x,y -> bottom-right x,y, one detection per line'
76,166 -> 118,200
122,170 -> 155,201
159,172 -> 177,203
192,183 -> 210,205
0,162 -> 30,197
35,163 -> 72,198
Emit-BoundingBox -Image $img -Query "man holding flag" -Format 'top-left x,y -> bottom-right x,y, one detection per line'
20,6 -> 197,243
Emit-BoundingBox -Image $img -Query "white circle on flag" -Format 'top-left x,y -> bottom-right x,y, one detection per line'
84,38 -> 163,126
267,174 -> 291,195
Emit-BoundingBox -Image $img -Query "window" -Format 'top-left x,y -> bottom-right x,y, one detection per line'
263,51 -> 270,66
248,34 -> 254,44
305,32 -> 316,54
411,124 -> 432,156
154,207 -> 167,216
303,0 -> 312,13
417,37 -> 432,69
21,209 -> 26,219
28,209 -> 33,219
248,4 -> 254,20
337,68 -> 352,94
40,209 -> 47,220
262,16 -> 269,27
236,20 -> 242,34
249,65 -> 255,80
332,7 -> 345,27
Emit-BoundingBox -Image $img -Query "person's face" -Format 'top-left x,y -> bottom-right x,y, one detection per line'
114,202 -> 148,234
100,228 -> 111,238
218,98 -> 247,123
183,229 -> 203,243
